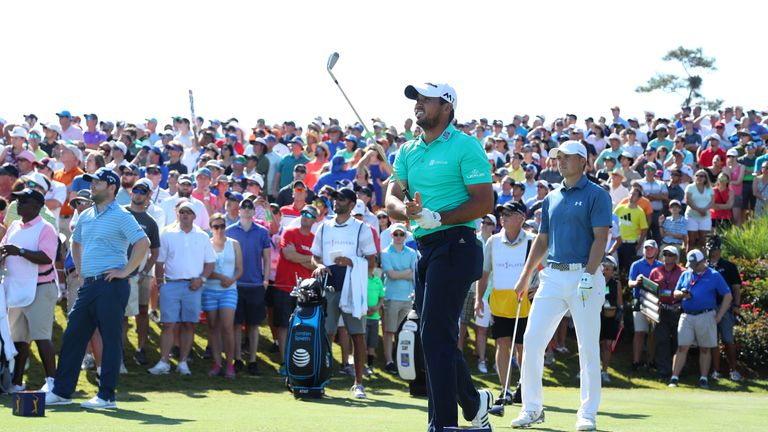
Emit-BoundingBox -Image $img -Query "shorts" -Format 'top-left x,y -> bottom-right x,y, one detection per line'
268,288 -> 296,328
383,299 -> 412,333
138,275 -> 152,306
365,318 -> 380,350
201,288 -> 238,312
633,310 -> 654,333
678,310 -> 717,348
733,195 -> 744,209
742,182 -> 756,210
9,282 -> 58,342
492,315 -> 527,344
235,285 -> 266,326
475,297 -> 491,328
461,290 -> 476,324
600,315 -> 619,341
324,289 -> 366,336
686,216 -> 712,232
160,280 -> 203,323
125,276 -> 139,317
717,309 -> 735,344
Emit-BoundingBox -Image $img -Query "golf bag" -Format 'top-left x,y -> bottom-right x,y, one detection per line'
285,277 -> 333,398
396,309 -> 427,397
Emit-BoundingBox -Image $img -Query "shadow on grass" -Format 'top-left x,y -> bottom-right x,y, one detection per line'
545,405 -> 649,420
95,407 -> 193,425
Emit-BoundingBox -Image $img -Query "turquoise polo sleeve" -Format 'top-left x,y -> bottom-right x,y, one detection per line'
460,138 -> 492,186
393,142 -> 413,182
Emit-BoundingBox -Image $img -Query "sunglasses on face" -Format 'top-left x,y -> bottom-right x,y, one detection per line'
662,252 -> 676,257
147,170 -> 160,175
482,221 -> 495,226
392,232 -> 406,237
294,169 -> 307,174
240,204 -> 255,210
294,187 -> 306,193
131,187 -> 149,195
377,215 -> 389,220
211,224 -> 226,230
300,211 -> 317,219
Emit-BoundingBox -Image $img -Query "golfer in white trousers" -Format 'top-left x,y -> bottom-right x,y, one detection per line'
510,141 -> 612,431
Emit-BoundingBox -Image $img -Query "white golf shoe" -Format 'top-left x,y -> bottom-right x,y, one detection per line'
511,409 -> 545,428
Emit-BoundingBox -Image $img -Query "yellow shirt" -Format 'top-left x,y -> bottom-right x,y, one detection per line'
613,204 -> 648,242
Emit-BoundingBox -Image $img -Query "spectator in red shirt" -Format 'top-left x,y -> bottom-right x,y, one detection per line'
649,245 -> 684,378
697,135 -> 726,169
273,205 -> 318,374
279,180 -> 308,229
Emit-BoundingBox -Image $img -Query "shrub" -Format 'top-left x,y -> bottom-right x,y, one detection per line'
734,305 -> 768,370
722,217 -> 768,260
731,258 -> 768,311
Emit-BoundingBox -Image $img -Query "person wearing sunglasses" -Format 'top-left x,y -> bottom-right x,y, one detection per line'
276,164 -> 314,207
278,180 -> 309,229
647,246 -> 683,379
201,213 -> 243,379
3,173 -> 57,230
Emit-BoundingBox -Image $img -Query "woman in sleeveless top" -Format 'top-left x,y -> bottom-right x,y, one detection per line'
202,213 -> 242,378
711,173 -> 734,231
724,151 -> 744,226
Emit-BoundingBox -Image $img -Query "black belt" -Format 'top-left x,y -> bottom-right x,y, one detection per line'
83,274 -> 109,284
37,280 -> 56,287
416,226 -> 473,248
683,308 -> 714,316
167,278 -> 192,282
622,241 -> 638,244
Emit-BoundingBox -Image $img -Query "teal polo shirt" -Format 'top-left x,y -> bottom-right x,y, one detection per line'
393,124 -> 491,238
539,175 -> 612,265
277,153 -> 310,189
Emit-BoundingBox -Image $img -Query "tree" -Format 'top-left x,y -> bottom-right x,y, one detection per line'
636,46 -> 722,110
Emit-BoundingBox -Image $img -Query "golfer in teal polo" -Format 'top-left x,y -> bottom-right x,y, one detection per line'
386,83 -> 495,432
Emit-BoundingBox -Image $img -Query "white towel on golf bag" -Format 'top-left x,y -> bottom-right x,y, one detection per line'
0,281 -> 19,360
339,256 -> 368,319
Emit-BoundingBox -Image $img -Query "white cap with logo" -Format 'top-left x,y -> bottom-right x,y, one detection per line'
404,83 -> 457,110
548,140 -> 587,159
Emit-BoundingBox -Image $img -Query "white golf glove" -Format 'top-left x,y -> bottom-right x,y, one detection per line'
415,208 -> 442,230
578,272 -> 594,303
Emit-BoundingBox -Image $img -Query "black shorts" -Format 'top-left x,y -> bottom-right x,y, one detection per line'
600,315 -> 619,341
492,315 -> 527,344
235,285 -> 266,326
742,183 -> 756,210
270,288 -> 297,328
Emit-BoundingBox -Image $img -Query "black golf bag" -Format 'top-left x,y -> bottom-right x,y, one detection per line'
285,277 -> 333,398
396,309 -> 427,397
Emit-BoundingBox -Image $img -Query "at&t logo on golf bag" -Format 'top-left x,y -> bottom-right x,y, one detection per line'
292,349 -> 311,368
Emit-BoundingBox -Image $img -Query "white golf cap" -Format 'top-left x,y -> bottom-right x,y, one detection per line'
548,140 -> 587,159
643,239 -> 658,249
391,222 -> 408,234
483,214 -> 497,225
686,249 -> 705,268
726,148 -> 739,157
662,245 -> 679,256
351,199 -> 367,216
404,83 -> 457,110
10,126 -> 28,138
110,141 -> 128,154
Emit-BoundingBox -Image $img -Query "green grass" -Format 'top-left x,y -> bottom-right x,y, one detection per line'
2,304 -> 768,431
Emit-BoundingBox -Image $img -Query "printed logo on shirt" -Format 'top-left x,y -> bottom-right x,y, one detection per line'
574,201 -> 583,206
466,169 -> 486,179
429,160 -> 448,166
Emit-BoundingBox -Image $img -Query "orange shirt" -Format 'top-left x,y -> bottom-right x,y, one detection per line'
618,196 -> 653,216
53,166 -> 84,217
304,159 -> 327,191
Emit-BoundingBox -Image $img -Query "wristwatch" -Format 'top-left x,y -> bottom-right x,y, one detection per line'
139,270 -> 150,278
200,276 -> 208,283
19,248 -> 26,256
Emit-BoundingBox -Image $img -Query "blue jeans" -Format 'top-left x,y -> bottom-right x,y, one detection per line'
415,227 -> 483,432
53,277 -> 130,402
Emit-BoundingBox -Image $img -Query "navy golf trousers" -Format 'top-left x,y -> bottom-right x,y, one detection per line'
415,226 -> 483,432
53,277 -> 130,402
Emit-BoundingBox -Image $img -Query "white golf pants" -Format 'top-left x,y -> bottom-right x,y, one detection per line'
521,267 -> 605,419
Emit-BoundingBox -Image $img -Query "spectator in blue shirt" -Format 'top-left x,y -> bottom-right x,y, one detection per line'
627,239 -> 662,371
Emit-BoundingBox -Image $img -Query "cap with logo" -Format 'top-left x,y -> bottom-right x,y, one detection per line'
404,83 -> 457,110
133,178 -> 153,191
495,200 -> 527,215
68,189 -> 93,207
686,249 -> 705,268
330,188 -> 357,202
548,141 -> 587,159
12,188 -> 45,206
83,167 -> 120,186
662,245 -> 680,256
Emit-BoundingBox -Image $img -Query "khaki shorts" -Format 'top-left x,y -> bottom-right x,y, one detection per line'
678,310 -> 718,348
66,272 -> 83,314
383,299 -> 412,333
9,282 -> 58,342
125,276 -> 140,317
138,275 -> 152,306
633,310 -> 654,333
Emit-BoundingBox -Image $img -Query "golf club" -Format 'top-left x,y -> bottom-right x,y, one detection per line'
325,52 -> 412,201
611,325 -> 623,353
489,300 -> 523,417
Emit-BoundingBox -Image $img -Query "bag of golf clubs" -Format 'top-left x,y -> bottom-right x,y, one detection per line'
395,309 -> 427,397
285,275 -> 333,398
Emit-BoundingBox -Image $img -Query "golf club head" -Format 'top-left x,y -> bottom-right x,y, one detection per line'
327,52 -> 339,71
489,404 -> 505,417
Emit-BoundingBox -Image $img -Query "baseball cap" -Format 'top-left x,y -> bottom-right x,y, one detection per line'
68,189 -> 93,207
705,133 -> 721,142
603,255 -> 618,268
195,168 -> 212,178
16,150 -> 36,163
177,174 -> 193,185
0,163 -> 19,178
548,140 -> 587,159
608,133 -> 621,141
680,166 -> 694,178
301,205 -> 319,219
643,239 -> 658,249
662,245 -> 680,256
344,134 -> 358,144
495,200 -> 527,215
42,123 -> 62,135
22,172 -> 51,191
404,82 -> 458,110
243,173 -> 265,188
83,167 -> 120,186
110,141 -> 128,154
391,223 -> 408,234
119,162 -> 140,175
56,110 -> 72,118
495,167 -> 509,176
686,249 -> 705,268
33,157 -> 57,171
290,136 -> 305,147
726,148 -> 739,157
133,178 -> 153,191
177,201 -> 196,215
706,236 -> 722,251
12,188 -> 45,206
482,214 -> 497,225
10,126 -> 28,138
84,113 -> 98,121
351,199 -> 367,216
224,191 -> 244,202
536,179 -> 549,188
330,188 -> 357,202
669,199 -> 682,207
654,124 -> 668,131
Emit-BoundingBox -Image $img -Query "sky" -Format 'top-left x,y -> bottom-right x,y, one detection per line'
3,0 -> 767,132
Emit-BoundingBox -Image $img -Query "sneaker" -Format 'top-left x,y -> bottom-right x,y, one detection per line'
384,361 -> 398,374
234,360 -> 244,373
224,364 -> 236,379
208,364 -> 222,377
81,396 -> 117,409
698,377 -> 709,389
119,362 -> 128,374
511,409 -> 545,428
512,382 -> 522,404
730,371 -> 743,382
471,389 -> 493,428
576,416 -> 597,431
340,363 -> 354,376
45,392 -> 73,406
544,351 -> 555,366
668,377 -> 679,388
40,377 -> 55,393
81,353 -> 95,370
711,371 -> 722,380
177,361 -> 192,376
555,345 -> 569,354
247,362 -> 260,376
351,384 -> 367,399
133,349 -> 148,366
494,388 -> 513,406
478,360 -> 488,374
631,362 -> 642,372
147,360 -> 171,375
601,371 -> 611,383
9,384 -> 25,394
149,309 -> 160,323
363,365 -> 374,377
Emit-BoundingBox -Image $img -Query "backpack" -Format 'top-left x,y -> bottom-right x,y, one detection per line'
285,278 -> 333,398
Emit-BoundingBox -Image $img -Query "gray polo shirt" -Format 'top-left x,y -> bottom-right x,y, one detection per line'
540,175 -> 612,265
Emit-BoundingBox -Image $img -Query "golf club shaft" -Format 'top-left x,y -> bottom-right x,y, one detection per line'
189,89 -> 200,148
501,301 -> 523,398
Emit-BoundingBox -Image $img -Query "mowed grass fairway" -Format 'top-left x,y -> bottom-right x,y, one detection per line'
1,305 -> 767,431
